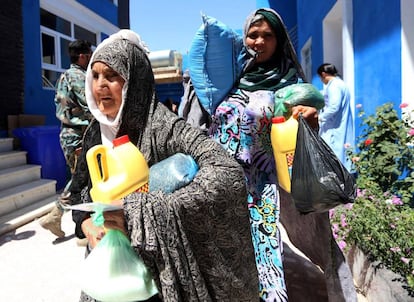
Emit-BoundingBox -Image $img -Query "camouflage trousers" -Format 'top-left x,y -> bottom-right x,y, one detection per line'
59,126 -> 84,173
57,127 -> 84,210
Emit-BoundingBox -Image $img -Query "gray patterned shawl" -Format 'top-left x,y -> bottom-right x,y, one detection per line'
71,29 -> 259,302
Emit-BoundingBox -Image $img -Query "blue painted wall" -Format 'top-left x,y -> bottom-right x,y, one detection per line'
265,0 -> 332,84
22,0 -> 57,125
296,1 -> 335,83
261,0 -> 405,143
353,0 -> 401,116
76,0 -> 118,26
265,0 -> 297,30
267,1 -> 402,117
22,1 -> 119,126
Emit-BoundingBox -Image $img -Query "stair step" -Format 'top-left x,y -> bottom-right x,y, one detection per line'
0,164 -> 41,191
0,179 -> 57,217
0,138 -> 14,152
0,151 -> 27,170
0,195 -> 58,236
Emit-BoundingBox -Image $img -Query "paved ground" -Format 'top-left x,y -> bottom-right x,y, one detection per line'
0,211 -> 85,302
0,207 -> 366,302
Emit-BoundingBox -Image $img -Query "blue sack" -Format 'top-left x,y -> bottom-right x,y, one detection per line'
149,153 -> 199,193
188,14 -> 245,114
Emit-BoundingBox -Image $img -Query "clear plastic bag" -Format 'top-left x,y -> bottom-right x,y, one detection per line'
80,229 -> 158,302
291,115 -> 356,213
149,153 -> 199,193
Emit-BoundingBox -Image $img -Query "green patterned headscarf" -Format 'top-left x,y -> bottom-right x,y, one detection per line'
238,8 -> 305,92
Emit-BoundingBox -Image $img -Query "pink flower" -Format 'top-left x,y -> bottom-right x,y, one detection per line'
401,257 -> 410,264
344,203 -> 354,210
344,143 -> 351,149
356,104 -> 363,109
390,247 -> 401,253
352,156 -> 360,162
390,223 -> 396,229
338,240 -> 347,251
408,128 -> 414,136
400,103 -> 409,108
391,196 -> 403,205
357,189 -> 366,198
340,214 -> 347,227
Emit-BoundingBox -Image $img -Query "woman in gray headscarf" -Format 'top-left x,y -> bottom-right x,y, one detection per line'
70,29 -> 259,302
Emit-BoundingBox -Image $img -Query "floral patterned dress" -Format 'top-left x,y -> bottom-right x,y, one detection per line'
209,89 -> 288,302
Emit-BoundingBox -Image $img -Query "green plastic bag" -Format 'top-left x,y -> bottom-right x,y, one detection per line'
80,211 -> 157,302
80,228 -> 158,302
274,83 -> 325,117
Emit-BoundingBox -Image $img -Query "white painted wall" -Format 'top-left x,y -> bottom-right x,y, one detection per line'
322,0 -> 355,125
322,3 -> 342,73
401,0 -> 414,122
342,0 -> 355,119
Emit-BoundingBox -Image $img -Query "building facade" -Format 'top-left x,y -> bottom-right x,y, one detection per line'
0,0 -> 129,133
259,0 -> 413,137
3,1 -> 412,138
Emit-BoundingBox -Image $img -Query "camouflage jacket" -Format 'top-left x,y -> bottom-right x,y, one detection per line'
54,64 -> 92,161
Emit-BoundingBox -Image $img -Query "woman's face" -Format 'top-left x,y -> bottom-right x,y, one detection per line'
91,62 -> 125,119
246,19 -> 277,64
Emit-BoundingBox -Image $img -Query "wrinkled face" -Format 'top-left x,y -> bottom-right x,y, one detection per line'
91,62 -> 125,119
246,19 -> 277,63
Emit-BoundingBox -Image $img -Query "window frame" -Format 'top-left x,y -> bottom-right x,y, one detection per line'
41,25 -> 73,74
40,11 -> 98,88
301,37 -> 312,82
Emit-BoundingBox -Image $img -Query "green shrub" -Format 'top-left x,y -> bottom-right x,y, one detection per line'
330,102 -> 414,292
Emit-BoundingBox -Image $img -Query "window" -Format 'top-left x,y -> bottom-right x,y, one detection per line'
301,37 -> 312,82
74,25 -> 97,45
40,9 -> 71,36
60,37 -> 71,70
41,32 -> 55,65
40,8 -> 96,88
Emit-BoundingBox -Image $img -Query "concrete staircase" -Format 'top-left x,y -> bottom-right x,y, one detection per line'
0,137 -> 58,235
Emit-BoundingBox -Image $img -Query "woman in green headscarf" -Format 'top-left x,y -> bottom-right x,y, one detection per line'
210,8 -> 315,301
209,8 -> 356,302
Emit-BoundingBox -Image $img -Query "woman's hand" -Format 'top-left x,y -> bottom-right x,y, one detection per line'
81,217 -> 105,249
103,209 -> 128,237
291,105 -> 319,129
80,200 -> 127,249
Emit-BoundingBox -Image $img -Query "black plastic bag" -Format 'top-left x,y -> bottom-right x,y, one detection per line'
291,115 -> 356,213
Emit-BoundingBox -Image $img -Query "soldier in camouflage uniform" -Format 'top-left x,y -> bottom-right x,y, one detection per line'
39,40 -> 93,238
